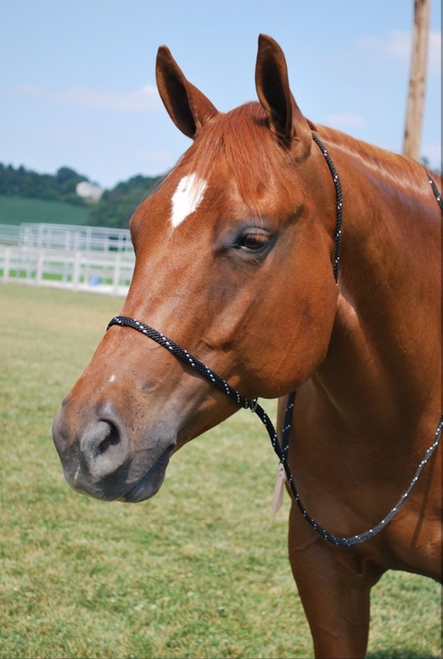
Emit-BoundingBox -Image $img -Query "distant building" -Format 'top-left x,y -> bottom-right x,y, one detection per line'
76,181 -> 104,204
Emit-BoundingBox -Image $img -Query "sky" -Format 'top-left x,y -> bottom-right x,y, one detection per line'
0,0 -> 441,190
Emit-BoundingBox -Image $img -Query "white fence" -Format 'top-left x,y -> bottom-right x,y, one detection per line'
0,223 -> 136,296
0,246 -> 135,296
19,223 -> 134,253
0,224 -> 20,245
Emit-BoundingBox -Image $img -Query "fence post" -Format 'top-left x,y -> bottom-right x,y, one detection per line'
73,251 -> 82,290
35,249 -> 44,285
0,245 -> 133,295
2,247 -> 11,282
113,252 -> 122,295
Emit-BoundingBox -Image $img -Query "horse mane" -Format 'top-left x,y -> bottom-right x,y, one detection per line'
313,124 -> 441,198
162,101 -> 440,214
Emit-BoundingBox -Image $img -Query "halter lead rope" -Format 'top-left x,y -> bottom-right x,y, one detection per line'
428,174 -> 443,212
107,136 -> 443,547
311,133 -> 342,283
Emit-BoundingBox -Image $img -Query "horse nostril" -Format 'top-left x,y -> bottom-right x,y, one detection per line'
95,422 -> 120,457
79,419 -> 128,478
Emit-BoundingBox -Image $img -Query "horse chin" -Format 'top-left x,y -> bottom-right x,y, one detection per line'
118,446 -> 172,503
60,438 -> 175,504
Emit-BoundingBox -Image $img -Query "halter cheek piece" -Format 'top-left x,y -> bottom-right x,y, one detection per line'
108,134 -> 443,547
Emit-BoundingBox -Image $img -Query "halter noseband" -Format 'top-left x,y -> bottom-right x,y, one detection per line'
107,135 -> 443,547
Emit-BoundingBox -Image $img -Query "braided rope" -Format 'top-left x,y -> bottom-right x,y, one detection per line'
428,175 -> 443,213
105,139 -> 443,546
312,133 -> 343,283
281,392 -> 443,546
107,316 -> 255,409
108,315 -> 442,547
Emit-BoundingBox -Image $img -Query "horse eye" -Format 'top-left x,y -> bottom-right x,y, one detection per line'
235,231 -> 271,252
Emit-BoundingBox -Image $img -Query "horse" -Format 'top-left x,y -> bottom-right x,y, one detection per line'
52,35 -> 442,658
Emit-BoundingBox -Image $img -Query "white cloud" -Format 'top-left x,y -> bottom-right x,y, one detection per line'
14,83 -> 161,111
429,31 -> 442,75
385,29 -> 411,61
356,30 -> 441,75
355,29 -> 411,63
325,112 -> 367,129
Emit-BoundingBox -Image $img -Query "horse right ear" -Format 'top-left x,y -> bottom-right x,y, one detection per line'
255,34 -> 312,158
156,46 -> 219,139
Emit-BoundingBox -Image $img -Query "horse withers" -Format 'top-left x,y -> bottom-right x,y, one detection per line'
53,35 -> 442,658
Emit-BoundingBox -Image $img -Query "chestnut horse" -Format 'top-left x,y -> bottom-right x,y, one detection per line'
53,35 -> 442,658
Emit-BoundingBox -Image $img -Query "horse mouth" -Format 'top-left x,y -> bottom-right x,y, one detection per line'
119,446 -> 173,503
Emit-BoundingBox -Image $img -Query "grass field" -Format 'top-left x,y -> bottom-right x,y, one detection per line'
0,196 -> 91,226
0,282 -> 441,659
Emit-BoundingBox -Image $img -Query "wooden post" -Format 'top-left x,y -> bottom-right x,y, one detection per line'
403,0 -> 430,161
2,247 -> 11,282
73,250 -> 82,290
113,252 -> 122,296
35,249 -> 44,286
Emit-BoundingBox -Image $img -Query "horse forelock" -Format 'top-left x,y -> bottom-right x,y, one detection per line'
185,102 -> 295,216
162,101 -> 440,228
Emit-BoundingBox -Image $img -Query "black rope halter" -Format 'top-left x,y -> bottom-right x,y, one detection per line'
107,135 -> 443,547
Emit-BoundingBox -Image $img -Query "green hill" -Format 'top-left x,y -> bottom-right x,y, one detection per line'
0,163 -> 91,206
0,196 -> 92,226
0,163 -> 164,229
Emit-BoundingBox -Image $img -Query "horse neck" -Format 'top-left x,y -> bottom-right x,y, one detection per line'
313,128 -> 441,438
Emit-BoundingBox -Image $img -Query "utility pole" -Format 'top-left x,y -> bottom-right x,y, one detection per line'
403,0 -> 430,161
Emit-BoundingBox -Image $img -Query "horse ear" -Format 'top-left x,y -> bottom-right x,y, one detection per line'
255,34 -> 312,157
156,45 -> 219,139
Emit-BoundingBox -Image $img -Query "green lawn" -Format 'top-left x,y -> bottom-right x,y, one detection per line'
0,283 -> 441,659
0,196 -> 91,226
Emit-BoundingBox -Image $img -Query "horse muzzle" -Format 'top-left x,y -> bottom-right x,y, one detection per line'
52,402 -> 176,503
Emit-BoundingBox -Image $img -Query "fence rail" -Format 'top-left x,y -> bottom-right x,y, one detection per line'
18,223 -> 134,253
0,246 -> 135,296
0,224 -> 20,245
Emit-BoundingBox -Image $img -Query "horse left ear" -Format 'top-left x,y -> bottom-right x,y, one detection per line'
156,45 -> 219,139
255,34 -> 312,158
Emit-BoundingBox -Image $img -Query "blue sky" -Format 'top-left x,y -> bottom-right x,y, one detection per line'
0,0 -> 441,189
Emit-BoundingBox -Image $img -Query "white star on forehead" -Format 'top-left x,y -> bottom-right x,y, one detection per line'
170,173 -> 208,228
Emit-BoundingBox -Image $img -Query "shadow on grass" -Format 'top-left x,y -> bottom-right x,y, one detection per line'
367,650 -> 440,659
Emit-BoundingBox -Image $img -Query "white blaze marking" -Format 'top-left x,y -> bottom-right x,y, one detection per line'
170,173 -> 207,228
109,374 -> 116,383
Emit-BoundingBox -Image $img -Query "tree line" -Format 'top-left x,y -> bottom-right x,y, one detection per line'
89,174 -> 163,229
0,163 -> 163,229
0,163 -> 90,206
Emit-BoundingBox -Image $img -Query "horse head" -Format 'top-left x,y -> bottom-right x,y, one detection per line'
52,35 -> 339,504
